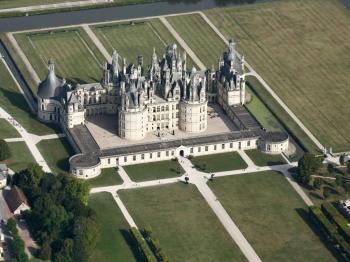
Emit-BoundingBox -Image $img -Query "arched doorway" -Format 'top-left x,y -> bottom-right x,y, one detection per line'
180,150 -> 184,157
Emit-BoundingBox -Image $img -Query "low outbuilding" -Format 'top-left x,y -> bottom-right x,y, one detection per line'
4,186 -> 30,215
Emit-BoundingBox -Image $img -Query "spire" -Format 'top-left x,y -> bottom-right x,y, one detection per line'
152,47 -> 157,63
48,59 -> 55,75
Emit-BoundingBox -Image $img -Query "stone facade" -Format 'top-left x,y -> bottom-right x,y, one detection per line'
36,41 -> 245,140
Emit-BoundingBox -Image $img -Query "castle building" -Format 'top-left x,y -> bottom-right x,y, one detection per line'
36,39 -> 289,179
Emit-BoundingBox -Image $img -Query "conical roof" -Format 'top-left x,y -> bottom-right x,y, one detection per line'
37,59 -> 65,99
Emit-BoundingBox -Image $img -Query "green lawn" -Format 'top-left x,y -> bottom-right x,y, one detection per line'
245,149 -> 286,166
0,59 -> 60,135
89,192 -> 138,262
88,168 -> 123,188
1,142 -> 35,172
123,160 -> 183,182
93,18 -> 194,68
0,0 -> 82,9
205,0 -> 350,152
191,152 -> 247,172
37,138 -> 74,174
119,183 -> 246,262
167,14 -> 227,68
15,28 -> 105,91
246,76 -> 317,154
0,119 -> 19,138
209,171 -> 336,261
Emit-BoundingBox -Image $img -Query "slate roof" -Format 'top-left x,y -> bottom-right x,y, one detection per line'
5,186 -> 29,213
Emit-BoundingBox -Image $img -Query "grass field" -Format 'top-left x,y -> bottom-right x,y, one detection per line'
191,152 -> 247,172
89,192 -> 138,262
1,142 -> 35,172
205,0 -> 350,152
246,76 -> 317,155
167,14 -> 227,68
0,119 -> 19,138
119,183 -> 246,262
0,59 -> 59,135
88,168 -> 123,187
37,138 -> 74,174
123,160 -> 183,182
0,0 -> 82,9
15,28 -> 105,90
245,149 -> 286,166
93,19 -> 194,68
209,171 -> 336,261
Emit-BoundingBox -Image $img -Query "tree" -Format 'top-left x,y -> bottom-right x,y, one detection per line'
0,139 -> 11,161
335,174 -> 344,187
347,161 -> 350,174
344,182 -> 350,192
323,187 -> 331,199
313,178 -> 323,189
339,154 -> 346,166
297,153 -> 323,184
52,239 -> 73,262
7,218 -> 18,235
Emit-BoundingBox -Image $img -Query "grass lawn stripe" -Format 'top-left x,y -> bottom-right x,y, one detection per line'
120,183 -> 247,262
1,142 -> 35,172
209,171 -> 337,261
0,119 -> 20,138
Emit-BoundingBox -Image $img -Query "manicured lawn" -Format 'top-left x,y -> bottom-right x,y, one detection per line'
209,171 -> 336,261
0,119 -> 19,138
88,168 -> 123,187
0,0 -> 82,9
15,28 -> 105,91
191,152 -> 247,172
37,138 -> 74,174
93,18 -> 194,68
119,183 -> 246,262
89,192 -> 138,262
206,0 -> 350,152
123,160 -> 183,182
167,14 -> 227,68
246,76 -> 317,154
1,142 -> 35,172
0,59 -> 60,135
245,149 -> 286,166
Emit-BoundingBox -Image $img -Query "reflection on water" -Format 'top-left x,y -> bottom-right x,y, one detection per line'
166,0 -> 256,5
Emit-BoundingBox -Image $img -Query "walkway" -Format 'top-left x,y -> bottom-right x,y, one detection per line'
5,33 -> 40,85
0,107 -> 51,173
0,0 -> 111,14
179,156 -> 261,262
199,11 -> 324,151
159,16 -> 206,70
82,24 -> 111,61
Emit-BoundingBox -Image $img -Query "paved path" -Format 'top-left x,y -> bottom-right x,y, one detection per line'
178,156 -> 261,262
238,150 -> 255,168
82,24 -> 111,61
0,0 -> 111,14
0,107 -> 51,173
0,57 -> 36,112
159,16 -> 206,70
6,33 -> 41,85
199,11 -> 324,151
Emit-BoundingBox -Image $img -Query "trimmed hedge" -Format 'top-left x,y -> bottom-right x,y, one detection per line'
6,218 -> 29,262
310,206 -> 350,260
143,226 -> 169,262
322,202 -> 350,240
129,227 -> 155,262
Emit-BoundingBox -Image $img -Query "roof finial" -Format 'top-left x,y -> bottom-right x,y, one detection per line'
48,59 -> 55,74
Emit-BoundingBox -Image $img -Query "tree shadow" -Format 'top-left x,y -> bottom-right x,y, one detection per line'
295,208 -> 346,262
267,160 -> 285,166
120,229 -> 146,262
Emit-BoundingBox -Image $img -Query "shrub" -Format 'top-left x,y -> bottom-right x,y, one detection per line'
7,218 -> 17,235
0,139 -> 11,161
313,178 -> 323,189
323,187 -> 331,199
130,227 -> 155,262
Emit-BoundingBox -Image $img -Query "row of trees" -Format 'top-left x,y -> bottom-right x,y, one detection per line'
11,164 -> 99,262
0,139 -> 11,161
7,218 -> 28,262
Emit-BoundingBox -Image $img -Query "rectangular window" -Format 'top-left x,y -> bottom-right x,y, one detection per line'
247,140 -> 251,146
205,146 -> 208,151
166,151 -> 169,157
214,145 -> 217,150
124,156 -> 127,162
198,147 -> 201,152
190,148 -> 193,153
157,152 -> 161,158
230,143 -> 233,148
141,154 -> 145,160
222,144 -> 225,149
150,153 -> 152,159
133,155 -> 136,161
171,150 -> 175,156
108,158 -> 111,164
